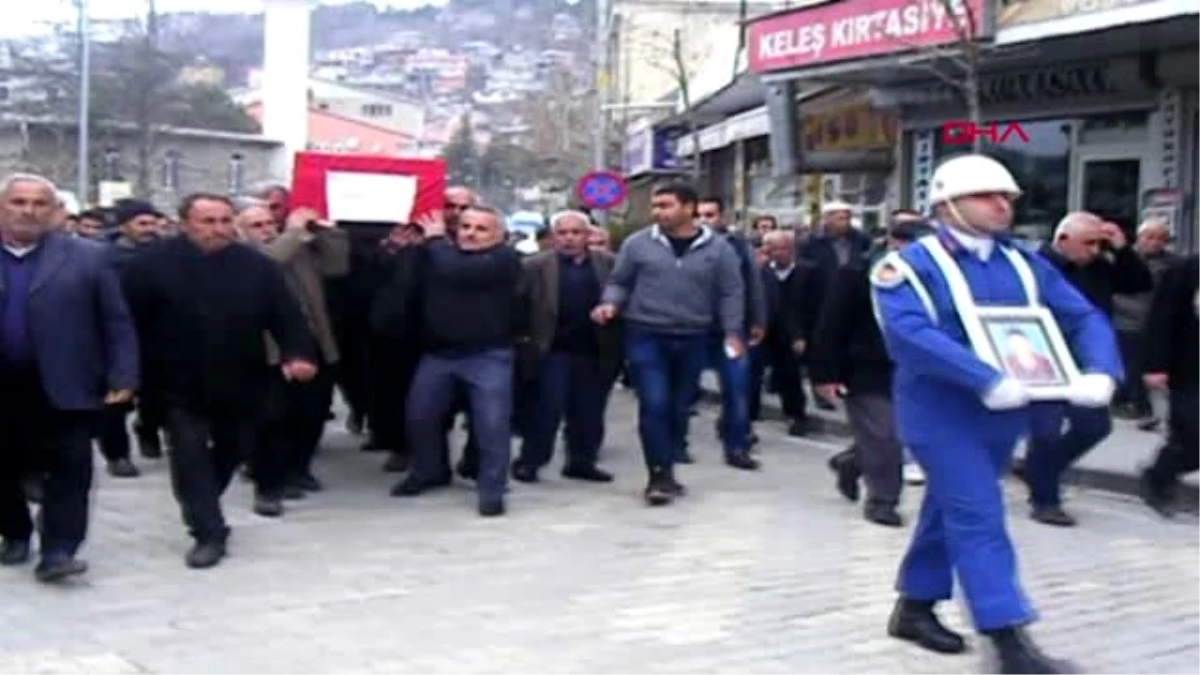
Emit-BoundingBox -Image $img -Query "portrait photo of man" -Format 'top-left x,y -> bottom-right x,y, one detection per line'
1000,328 -> 1060,383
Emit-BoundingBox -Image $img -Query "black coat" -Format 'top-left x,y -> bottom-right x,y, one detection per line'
1039,244 -> 1153,316
122,237 -> 314,411
1142,255 -> 1198,393
760,262 -> 822,352
808,259 -> 894,395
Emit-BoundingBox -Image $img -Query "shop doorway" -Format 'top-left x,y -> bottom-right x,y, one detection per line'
1073,150 -> 1149,235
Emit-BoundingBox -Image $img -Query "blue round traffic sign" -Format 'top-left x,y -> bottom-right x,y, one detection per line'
576,170 -> 629,211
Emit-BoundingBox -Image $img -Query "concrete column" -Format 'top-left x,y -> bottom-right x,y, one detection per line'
262,0 -> 313,181
765,81 -> 798,179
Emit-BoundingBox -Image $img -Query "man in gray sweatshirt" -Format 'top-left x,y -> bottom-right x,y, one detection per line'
591,183 -> 745,506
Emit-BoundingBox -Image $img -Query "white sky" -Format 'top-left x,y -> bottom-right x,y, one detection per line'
5,0 -> 442,35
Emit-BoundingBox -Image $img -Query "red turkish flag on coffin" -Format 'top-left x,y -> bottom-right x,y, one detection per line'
289,152 -> 448,224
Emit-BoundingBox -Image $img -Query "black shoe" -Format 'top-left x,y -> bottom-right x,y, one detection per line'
725,451 -> 760,471
107,458 -> 140,478
987,626 -> 1080,674
644,469 -> 675,506
0,540 -> 31,566
562,465 -> 613,483
282,484 -> 307,501
478,498 -> 506,517
1136,417 -> 1161,432
34,556 -> 87,583
511,464 -> 539,483
253,495 -> 284,518
865,503 -> 904,527
1030,506 -> 1076,527
382,453 -> 408,474
294,473 -> 323,492
1139,470 -> 1178,518
22,476 -> 43,504
185,540 -> 226,569
390,474 -> 451,497
828,454 -> 860,502
788,419 -> 809,437
815,396 -> 837,411
455,460 -> 478,482
346,411 -> 364,435
887,597 -> 967,654
747,432 -> 760,447
135,432 -> 163,459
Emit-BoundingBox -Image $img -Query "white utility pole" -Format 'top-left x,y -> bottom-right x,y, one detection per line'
76,0 -> 91,204
592,0 -> 612,224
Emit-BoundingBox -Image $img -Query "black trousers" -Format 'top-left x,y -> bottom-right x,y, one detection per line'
164,406 -> 256,543
283,363 -> 337,479
134,394 -> 166,444
368,340 -> 419,452
755,344 -> 806,422
1146,389 -> 1199,488
1116,329 -> 1153,416
0,369 -> 93,557
95,402 -> 133,462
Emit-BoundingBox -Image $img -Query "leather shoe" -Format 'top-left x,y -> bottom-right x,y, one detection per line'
725,451 -> 760,471
562,465 -> 613,483
107,458 -> 140,478
511,464 -> 539,483
390,474 -> 451,497
887,597 -> 967,654
0,540 -> 31,566
34,556 -> 87,583
988,626 -> 1080,674
253,496 -> 284,518
186,540 -> 226,569
865,503 -> 904,527
1031,506 -> 1077,527
478,498 -> 506,517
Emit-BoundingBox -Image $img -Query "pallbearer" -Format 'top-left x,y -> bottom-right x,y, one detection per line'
870,154 -> 1121,673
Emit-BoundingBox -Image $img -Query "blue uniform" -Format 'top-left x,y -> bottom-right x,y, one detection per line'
871,225 -> 1120,631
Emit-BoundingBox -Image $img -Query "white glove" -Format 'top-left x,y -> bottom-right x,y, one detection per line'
982,377 -> 1030,410
1067,373 -> 1116,408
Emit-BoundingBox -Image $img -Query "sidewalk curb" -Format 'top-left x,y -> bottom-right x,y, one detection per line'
701,386 -> 1199,509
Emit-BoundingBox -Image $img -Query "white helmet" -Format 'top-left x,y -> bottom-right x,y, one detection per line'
928,154 -> 1022,205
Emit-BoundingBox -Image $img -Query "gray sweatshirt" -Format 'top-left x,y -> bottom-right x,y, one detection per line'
602,224 -> 745,335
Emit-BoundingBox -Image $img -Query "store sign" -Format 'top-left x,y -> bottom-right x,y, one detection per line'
623,127 -> 688,176
804,104 -> 898,152
749,0 -> 989,74
942,120 -> 1032,145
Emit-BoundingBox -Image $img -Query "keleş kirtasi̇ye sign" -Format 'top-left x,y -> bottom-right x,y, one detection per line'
748,0 -> 988,74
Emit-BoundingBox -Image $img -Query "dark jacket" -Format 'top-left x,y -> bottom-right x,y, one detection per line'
797,229 -> 874,283
122,236 -> 314,411
520,249 -> 621,374
1142,254 -> 1198,393
369,244 -> 427,346
1039,244 -> 1153,316
419,237 -> 522,354
808,258 -> 894,395
718,230 -> 767,335
760,261 -> 821,350
5,233 -> 139,409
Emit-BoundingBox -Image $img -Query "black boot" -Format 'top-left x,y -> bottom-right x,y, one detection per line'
986,626 -> 1080,674
828,452 -> 860,502
644,468 -> 675,506
887,597 -> 967,654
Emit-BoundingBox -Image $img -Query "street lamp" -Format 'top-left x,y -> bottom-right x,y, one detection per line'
75,0 -> 91,205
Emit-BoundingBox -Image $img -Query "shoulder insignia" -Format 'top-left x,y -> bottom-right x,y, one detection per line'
869,256 -> 905,289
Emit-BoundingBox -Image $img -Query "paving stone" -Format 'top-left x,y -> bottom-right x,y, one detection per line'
0,391 -> 1193,674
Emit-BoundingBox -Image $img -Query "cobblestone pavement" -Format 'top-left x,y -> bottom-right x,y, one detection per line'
0,391 -> 1195,674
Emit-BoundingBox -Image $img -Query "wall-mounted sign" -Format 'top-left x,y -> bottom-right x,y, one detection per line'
997,0 -> 1196,43
803,104 -> 898,153
623,126 -> 689,177
890,58 -> 1144,109
748,0 -> 990,74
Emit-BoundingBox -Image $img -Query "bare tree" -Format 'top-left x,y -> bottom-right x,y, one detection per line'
670,28 -> 702,182
513,65 -> 596,182
899,0 -> 988,151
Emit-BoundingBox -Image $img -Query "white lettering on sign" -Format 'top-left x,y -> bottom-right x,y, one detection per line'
752,0 -> 976,71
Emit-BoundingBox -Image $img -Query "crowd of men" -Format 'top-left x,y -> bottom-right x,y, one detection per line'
0,160 -> 1195,672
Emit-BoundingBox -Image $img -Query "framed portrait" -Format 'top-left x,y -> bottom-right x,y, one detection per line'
967,306 -> 1081,400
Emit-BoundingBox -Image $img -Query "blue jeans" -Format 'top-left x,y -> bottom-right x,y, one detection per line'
626,329 -> 709,471
405,349 -> 513,502
1025,403 -> 1113,508
709,334 -> 752,454
517,351 -> 611,471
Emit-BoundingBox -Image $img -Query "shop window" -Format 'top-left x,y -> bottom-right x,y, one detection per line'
933,119 -> 1073,243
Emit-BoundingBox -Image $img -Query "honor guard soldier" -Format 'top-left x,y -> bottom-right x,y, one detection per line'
870,154 -> 1122,673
